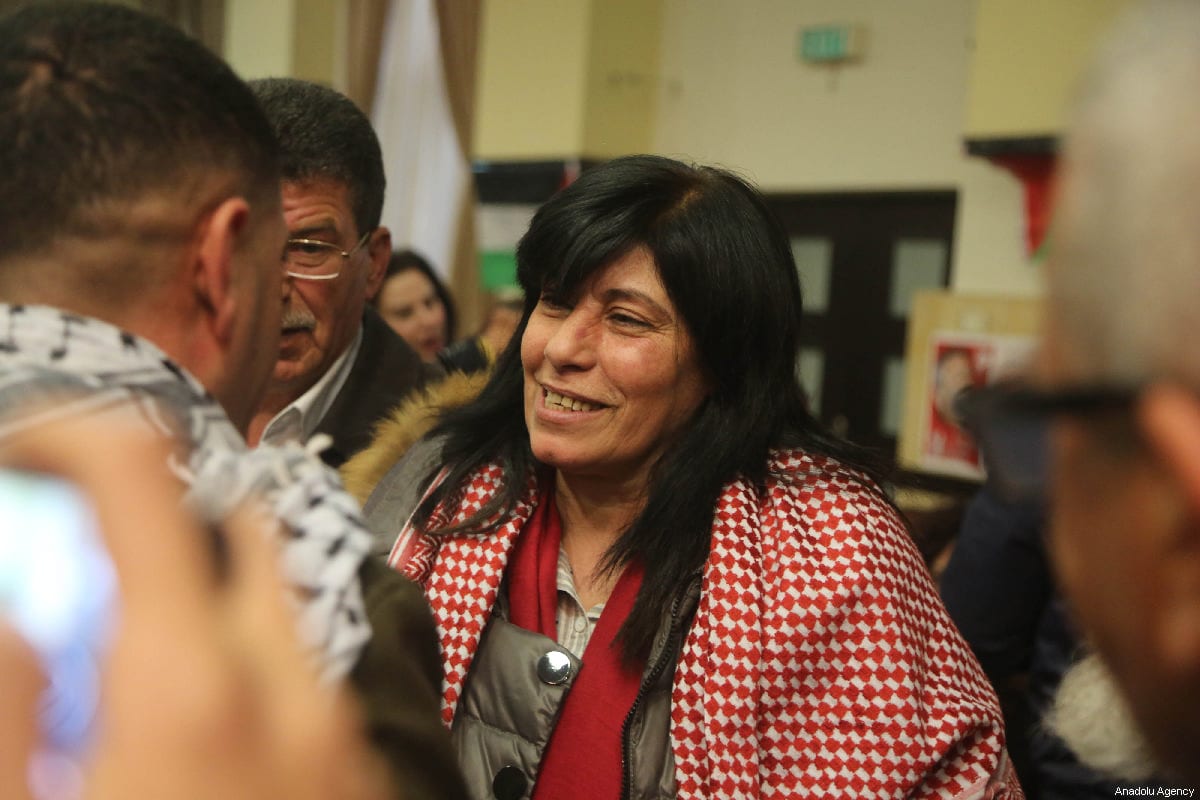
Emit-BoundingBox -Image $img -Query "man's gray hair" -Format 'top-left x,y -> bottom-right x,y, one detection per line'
1050,0 -> 1200,387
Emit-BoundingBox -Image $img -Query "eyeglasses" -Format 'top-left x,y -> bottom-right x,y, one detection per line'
283,230 -> 372,281
958,383 -> 1140,504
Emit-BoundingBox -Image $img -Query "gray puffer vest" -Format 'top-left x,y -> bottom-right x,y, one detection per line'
363,440 -> 701,800
453,574 -> 700,800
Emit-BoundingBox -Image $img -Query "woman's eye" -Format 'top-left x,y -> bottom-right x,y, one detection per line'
609,311 -> 648,328
538,297 -> 571,314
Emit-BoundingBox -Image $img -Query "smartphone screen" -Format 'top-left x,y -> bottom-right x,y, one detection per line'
0,469 -> 117,756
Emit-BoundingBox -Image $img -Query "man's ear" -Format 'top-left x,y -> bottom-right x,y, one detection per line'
1137,382 -> 1200,673
364,226 -> 392,301
194,197 -> 251,345
1140,383 -> 1200,516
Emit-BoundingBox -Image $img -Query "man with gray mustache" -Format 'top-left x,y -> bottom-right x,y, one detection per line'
246,78 -> 437,468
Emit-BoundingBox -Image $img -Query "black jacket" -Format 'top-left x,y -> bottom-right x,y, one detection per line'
314,308 -> 440,469
352,557 -> 469,800
940,485 -> 1177,798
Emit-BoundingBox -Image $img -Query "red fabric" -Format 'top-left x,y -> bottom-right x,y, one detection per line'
989,154 -> 1057,257
506,489 -> 646,800
390,453 -> 1023,798
506,489 -> 563,636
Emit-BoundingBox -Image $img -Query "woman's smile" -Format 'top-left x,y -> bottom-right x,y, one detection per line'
521,247 -> 709,482
540,386 -> 604,414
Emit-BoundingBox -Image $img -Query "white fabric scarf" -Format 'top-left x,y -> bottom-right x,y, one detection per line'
0,304 -> 372,680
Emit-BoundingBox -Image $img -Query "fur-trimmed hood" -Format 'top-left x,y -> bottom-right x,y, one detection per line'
340,370 -> 489,504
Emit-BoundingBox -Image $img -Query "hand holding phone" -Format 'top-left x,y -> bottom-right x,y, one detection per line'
0,417 -> 392,800
0,469 -> 116,761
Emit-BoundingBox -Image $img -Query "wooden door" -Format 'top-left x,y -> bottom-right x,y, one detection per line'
768,191 -> 957,459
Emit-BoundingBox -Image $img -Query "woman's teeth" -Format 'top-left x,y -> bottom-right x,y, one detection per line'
544,390 -> 598,412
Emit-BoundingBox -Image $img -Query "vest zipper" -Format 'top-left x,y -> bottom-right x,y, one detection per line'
620,585 -> 690,800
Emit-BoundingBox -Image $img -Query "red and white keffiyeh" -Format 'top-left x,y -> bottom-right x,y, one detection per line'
388,449 -> 1022,799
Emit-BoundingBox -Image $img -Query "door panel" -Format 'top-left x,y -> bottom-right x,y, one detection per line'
769,192 -> 957,458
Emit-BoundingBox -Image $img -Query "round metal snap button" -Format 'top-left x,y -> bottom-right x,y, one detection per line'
536,649 -> 572,685
492,765 -> 527,800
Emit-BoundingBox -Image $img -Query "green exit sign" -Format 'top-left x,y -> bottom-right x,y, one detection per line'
799,25 -> 862,63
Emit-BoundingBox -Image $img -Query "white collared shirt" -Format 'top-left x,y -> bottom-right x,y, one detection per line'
259,327 -> 363,447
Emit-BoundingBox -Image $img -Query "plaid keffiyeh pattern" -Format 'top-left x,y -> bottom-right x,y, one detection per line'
0,304 -> 372,680
389,453 -> 1023,798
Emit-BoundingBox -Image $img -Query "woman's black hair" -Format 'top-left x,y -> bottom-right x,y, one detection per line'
414,155 -> 889,659
376,249 -> 457,343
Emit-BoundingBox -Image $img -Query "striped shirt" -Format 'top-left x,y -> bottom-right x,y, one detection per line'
555,545 -> 604,658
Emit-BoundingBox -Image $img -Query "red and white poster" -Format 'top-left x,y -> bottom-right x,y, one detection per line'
921,332 -> 1036,480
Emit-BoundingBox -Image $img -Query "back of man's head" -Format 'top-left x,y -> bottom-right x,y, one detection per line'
249,78 -> 385,235
0,2 -> 280,282
1045,0 -> 1200,784
1051,0 -> 1200,388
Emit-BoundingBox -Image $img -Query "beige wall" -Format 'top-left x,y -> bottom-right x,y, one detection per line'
651,0 -> 1039,296
291,0 -> 341,86
472,0 -> 593,160
656,0 -> 971,189
581,0 -> 664,158
224,0 -> 342,86
225,0 -> 294,79
966,0 -> 1131,138
471,0 -> 1048,295
226,0 -> 1127,297
473,0 -> 664,160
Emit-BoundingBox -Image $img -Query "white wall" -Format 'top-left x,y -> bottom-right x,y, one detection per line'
652,0 -> 1040,296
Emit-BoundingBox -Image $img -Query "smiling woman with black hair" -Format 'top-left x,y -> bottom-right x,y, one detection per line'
363,155 -> 1021,799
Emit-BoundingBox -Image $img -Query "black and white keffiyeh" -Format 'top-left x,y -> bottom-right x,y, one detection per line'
0,304 -> 371,680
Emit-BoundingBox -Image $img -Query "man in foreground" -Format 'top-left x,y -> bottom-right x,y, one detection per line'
0,418 -> 387,800
0,5 -> 464,798
979,0 -> 1200,784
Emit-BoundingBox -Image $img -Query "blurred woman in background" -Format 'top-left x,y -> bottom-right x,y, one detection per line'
374,250 -> 455,364
375,250 -> 522,376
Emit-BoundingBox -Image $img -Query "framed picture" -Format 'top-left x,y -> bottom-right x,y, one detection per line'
920,331 -> 1036,480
